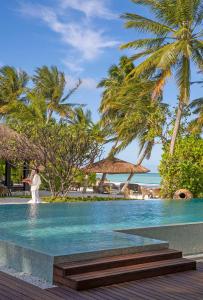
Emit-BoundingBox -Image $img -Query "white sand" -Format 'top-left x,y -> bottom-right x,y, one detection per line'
0,265 -> 56,289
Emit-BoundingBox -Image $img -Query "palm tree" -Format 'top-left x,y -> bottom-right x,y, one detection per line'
0,66 -> 28,118
68,107 -> 92,127
33,66 -> 81,123
99,57 -> 168,165
7,91 -> 47,125
121,0 -> 203,154
69,107 -> 107,144
188,98 -> 203,133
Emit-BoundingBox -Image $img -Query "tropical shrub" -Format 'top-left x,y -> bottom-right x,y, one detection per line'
159,136 -> 203,198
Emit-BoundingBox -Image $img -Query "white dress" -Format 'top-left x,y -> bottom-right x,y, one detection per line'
30,174 -> 41,203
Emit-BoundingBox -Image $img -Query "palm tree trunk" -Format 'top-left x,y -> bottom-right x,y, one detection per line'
170,101 -> 184,155
121,144 -> 150,192
121,173 -> 133,192
46,110 -> 53,124
136,144 -> 150,166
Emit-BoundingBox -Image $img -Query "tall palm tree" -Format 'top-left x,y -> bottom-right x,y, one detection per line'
99,57 -> 168,165
33,66 -> 81,123
0,66 -> 28,118
121,0 -> 203,154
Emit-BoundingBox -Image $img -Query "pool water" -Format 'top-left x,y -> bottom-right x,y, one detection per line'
0,199 -> 203,255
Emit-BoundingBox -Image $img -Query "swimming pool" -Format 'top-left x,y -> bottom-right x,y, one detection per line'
0,199 -> 203,255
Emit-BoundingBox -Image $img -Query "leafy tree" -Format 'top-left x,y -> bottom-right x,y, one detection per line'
121,0 -> 203,155
159,136 -> 203,198
33,66 -> 81,123
1,123 -> 102,196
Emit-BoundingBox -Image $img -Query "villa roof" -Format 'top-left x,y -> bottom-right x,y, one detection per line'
84,157 -> 150,174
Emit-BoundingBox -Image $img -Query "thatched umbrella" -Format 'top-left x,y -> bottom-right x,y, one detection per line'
84,157 -> 150,190
0,124 -> 36,161
0,124 -> 38,188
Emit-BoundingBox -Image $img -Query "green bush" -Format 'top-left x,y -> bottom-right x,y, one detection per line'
42,196 -> 131,202
159,136 -> 203,198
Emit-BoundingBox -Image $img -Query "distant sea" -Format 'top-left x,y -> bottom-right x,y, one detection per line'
97,173 -> 161,186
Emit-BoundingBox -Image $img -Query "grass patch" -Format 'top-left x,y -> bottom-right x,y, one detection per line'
0,195 -> 31,198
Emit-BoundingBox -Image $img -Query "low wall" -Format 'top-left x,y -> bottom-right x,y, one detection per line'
118,222 -> 203,255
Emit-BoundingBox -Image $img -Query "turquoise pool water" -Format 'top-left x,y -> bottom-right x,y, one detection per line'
0,199 -> 203,256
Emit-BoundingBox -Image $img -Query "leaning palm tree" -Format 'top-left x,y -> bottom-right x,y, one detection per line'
99,57 -> 168,165
121,0 -> 203,154
0,66 -> 29,119
33,66 -> 81,123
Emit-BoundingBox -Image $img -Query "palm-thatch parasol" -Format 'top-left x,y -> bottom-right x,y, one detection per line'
84,157 -> 150,190
0,124 -> 40,189
0,124 -> 36,161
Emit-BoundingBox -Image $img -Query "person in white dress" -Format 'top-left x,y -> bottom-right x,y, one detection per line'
29,169 -> 41,204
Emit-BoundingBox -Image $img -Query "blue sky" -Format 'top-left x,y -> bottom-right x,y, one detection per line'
0,0 -> 202,172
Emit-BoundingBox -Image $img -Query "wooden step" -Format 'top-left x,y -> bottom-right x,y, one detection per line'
54,258 -> 196,290
54,249 -> 182,276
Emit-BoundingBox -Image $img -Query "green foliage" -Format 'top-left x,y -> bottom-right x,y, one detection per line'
159,136 -> 203,198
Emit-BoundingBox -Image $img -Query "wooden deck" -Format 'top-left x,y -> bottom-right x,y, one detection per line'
0,263 -> 203,299
49,262 -> 203,299
53,249 -> 196,290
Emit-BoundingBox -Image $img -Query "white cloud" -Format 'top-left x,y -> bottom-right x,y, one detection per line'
62,58 -> 84,73
82,77 -> 98,89
66,75 -> 97,90
18,2 -> 119,62
59,0 -> 117,19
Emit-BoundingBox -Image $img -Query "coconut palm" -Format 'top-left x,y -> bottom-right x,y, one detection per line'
69,107 -> 107,144
33,66 -> 81,123
7,91 -> 47,125
68,107 -> 92,127
121,0 -> 203,154
99,57 -> 168,164
0,66 -> 29,118
188,98 -> 203,133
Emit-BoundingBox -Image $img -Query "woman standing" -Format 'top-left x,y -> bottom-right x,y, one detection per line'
29,169 -> 41,204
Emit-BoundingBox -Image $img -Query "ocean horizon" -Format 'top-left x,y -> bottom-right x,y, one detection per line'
97,173 -> 161,186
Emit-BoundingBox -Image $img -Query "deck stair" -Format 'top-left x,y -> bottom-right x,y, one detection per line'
53,249 -> 196,290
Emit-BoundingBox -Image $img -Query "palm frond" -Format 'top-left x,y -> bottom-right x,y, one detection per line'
122,13 -> 174,35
